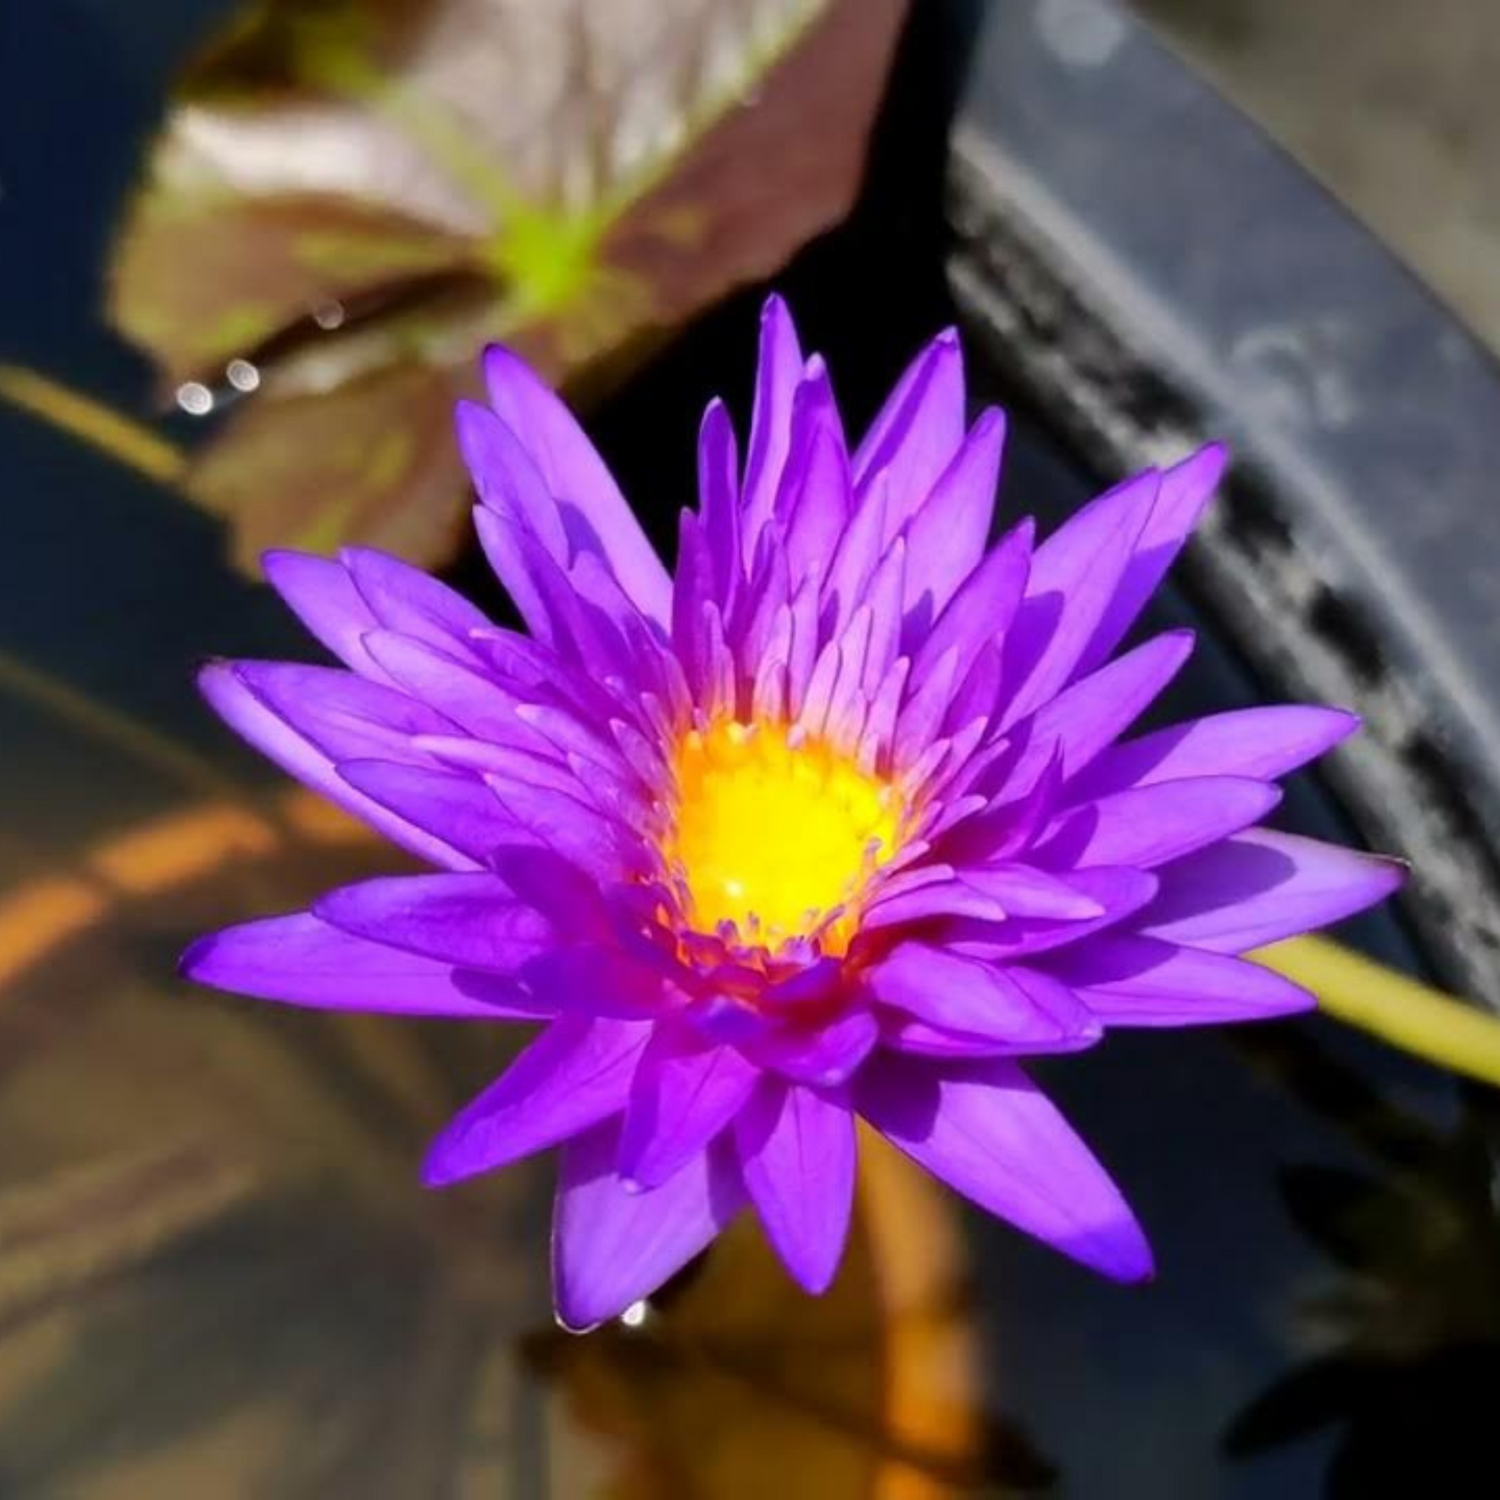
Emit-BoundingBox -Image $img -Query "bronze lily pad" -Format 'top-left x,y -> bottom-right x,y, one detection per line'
108,0 -> 907,571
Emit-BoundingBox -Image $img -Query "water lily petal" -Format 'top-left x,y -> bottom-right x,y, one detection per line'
313,872 -> 556,971
1035,777 -> 1282,871
1139,829 -> 1407,952
482,346 -> 671,624
553,1121 -> 745,1330
180,912 -> 538,1018
423,1015 -> 650,1186
198,663 -> 473,870
736,1080 -> 856,1294
1072,705 -> 1358,800
618,1031 -> 761,1190
1042,934 -> 1315,1025
858,1054 -> 1152,1280
865,943 -> 1100,1050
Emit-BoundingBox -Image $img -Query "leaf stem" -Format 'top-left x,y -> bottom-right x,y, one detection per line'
0,365 -> 185,484
0,647 -> 235,802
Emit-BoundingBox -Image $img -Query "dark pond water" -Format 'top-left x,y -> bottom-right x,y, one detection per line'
1,4 -> 1497,1498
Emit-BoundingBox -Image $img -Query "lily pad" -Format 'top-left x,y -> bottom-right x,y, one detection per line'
108,0 -> 907,570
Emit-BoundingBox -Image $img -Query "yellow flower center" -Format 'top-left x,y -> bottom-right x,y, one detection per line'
665,719 -> 904,952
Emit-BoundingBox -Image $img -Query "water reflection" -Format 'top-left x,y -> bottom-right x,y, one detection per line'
1226,1028 -> 1500,1496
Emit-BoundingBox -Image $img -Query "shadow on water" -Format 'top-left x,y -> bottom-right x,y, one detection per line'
1,2 -> 1498,1497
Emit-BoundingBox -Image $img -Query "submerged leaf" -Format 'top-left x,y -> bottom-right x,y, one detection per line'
188,357 -> 475,569
0,1140 -> 258,1339
108,0 -> 907,568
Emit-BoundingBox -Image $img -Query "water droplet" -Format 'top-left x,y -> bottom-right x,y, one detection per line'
1036,0 -> 1128,70
619,1300 -> 650,1329
175,381 -> 214,416
226,358 -> 260,393
312,300 -> 346,330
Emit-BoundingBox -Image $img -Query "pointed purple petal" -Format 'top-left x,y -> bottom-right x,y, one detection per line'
1041,934 -> 1315,1025
857,1054 -> 1152,1280
486,845 -> 609,939
672,509 -> 716,699
481,347 -> 671,624
747,1008 -> 879,1087
471,503 -> 557,644
570,546 -> 666,654
697,398 -> 741,607
342,545 -> 493,657
939,745 -> 1066,867
180,912 -> 538,1018
910,519 -> 1033,693
900,409 -> 1005,624
522,944 -> 680,1021
313,872 -> 557,970
413,735 -> 615,813
617,1032 -> 760,1190
198,663 -> 474,870
941,643 -> 1003,738
858,540 -> 906,693
741,296 -> 805,560
865,943 -> 1101,1049
361,629 -> 537,747
880,1015 -> 1021,1057
552,1121 -> 745,1330
423,1015 -> 651,1186
735,1081 -> 856,1294
339,756 -> 633,883
861,868 -> 1010,930
477,522 -> 633,673
229,660 -> 455,762
733,534 -> 791,680
821,469 -> 890,635
1004,630 -> 1195,794
857,657 -> 910,774
959,863 -> 1109,920
483,771 -> 644,880
512,699 -> 633,780
892,647 -> 959,771
1076,444 -> 1225,672
783,573 -> 822,717
798,636 -> 843,738
333,758 -> 517,865
1035,777 -> 1282,871
946,866 -> 1162,961
823,604 -> 875,745
455,399 -> 570,555
1071,705 -> 1359,801
261,550 -> 385,680
851,329 -> 966,534
1138,828 -> 1406,952
1001,471 -> 1158,727
781,419 -> 851,593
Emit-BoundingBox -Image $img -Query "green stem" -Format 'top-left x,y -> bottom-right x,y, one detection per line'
1259,936 -> 1500,1090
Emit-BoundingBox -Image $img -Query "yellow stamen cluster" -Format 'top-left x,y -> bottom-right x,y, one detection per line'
665,719 -> 903,953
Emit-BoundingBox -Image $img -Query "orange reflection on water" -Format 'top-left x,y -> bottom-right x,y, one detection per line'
0,790 -> 374,990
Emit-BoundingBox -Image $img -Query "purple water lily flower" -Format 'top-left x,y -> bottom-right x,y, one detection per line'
183,298 -> 1403,1329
